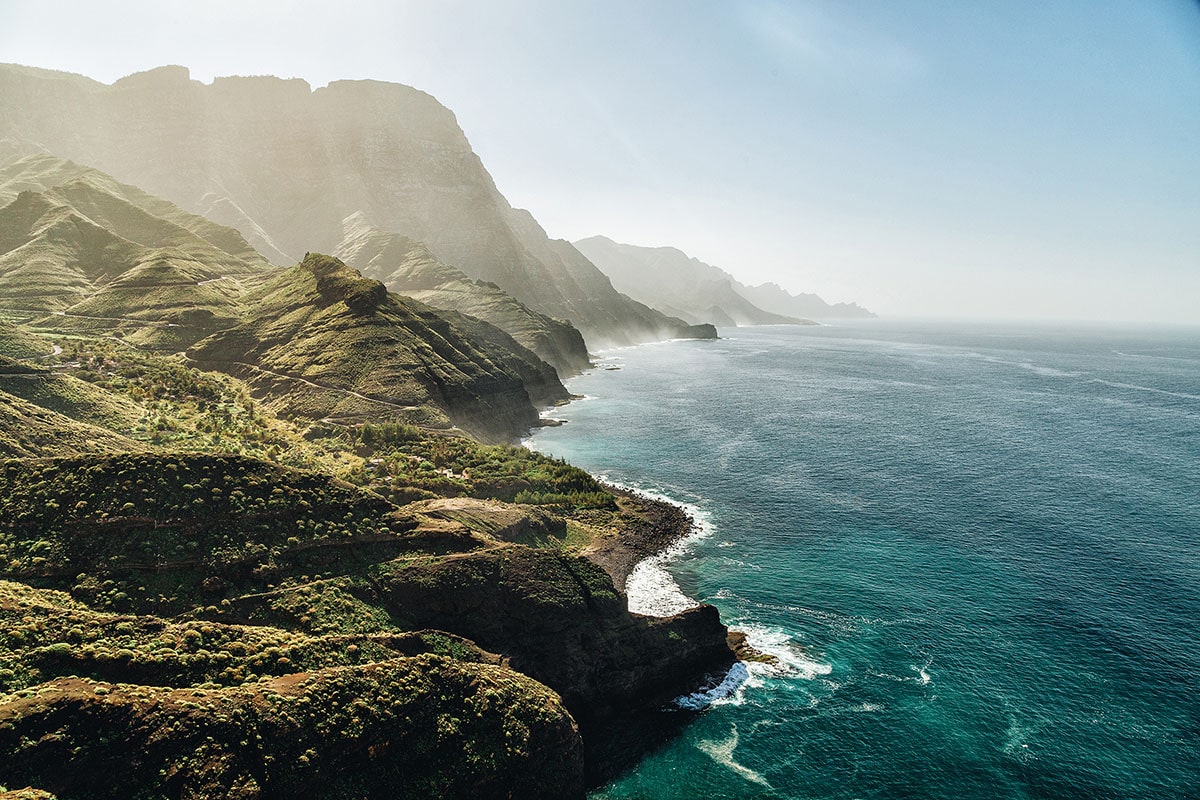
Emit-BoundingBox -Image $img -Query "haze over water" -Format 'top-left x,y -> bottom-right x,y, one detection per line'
529,320 -> 1200,799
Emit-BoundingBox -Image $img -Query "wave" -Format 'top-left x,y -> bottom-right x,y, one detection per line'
676,662 -> 751,710
596,478 -> 715,618
962,352 -> 1083,378
696,724 -> 773,789
673,624 -> 833,711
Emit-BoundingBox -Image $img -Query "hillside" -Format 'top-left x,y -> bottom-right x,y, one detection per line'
187,253 -> 568,442
0,157 -> 571,442
0,65 -> 718,346
575,235 -> 873,322
335,214 -> 591,375
0,449 -> 735,796
0,157 -> 271,347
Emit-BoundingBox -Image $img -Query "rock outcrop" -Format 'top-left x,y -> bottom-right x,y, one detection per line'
187,253 -> 568,442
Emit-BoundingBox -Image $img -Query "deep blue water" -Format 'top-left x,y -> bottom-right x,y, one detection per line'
528,320 -> 1200,800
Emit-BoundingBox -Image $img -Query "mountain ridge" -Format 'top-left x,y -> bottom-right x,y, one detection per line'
0,64 -> 718,347
575,235 -> 874,323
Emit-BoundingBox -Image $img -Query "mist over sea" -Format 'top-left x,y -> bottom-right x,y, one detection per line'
528,320 -> 1200,800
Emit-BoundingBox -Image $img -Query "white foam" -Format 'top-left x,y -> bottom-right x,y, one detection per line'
1089,378 -> 1200,402
736,624 -> 833,681
696,724 -> 773,789
600,480 -> 715,618
675,662 -> 750,710
625,554 -> 699,617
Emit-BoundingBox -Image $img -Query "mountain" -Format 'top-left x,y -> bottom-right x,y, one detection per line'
0,155 -> 272,347
0,64 -> 716,346
735,280 -> 875,319
573,236 -> 813,327
0,155 -> 570,441
574,235 -> 874,322
334,213 -> 591,375
187,253 -> 568,441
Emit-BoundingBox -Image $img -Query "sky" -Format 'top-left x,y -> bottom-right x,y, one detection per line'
1,0 -> 1198,322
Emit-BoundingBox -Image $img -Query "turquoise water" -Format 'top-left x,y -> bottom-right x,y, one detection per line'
528,321 -> 1200,800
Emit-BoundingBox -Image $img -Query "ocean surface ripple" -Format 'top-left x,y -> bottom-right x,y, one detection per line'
530,321 -> 1200,800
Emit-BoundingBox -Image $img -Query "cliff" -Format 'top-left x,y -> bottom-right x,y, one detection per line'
335,213 -> 591,375
187,253 -> 567,442
0,453 -> 737,795
575,235 -> 874,322
0,65 -> 717,346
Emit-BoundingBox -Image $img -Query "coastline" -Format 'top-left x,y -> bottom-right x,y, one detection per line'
583,482 -> 774,667
584,484 -> 701,595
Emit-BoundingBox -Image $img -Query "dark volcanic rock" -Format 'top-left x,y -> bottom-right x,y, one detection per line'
376,546 -> 735,721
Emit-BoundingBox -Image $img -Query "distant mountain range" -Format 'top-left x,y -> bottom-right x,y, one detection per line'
0,63 -> 713,349
574,236 -> 874,326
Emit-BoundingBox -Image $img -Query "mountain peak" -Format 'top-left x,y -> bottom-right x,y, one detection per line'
299,253 -> 388,314
111,65 -> 194,89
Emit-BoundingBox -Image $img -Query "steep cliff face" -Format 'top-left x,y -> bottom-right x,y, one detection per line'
187,253 -> 566,441
574,236 -> 845,326
0,65 -> 716,345
377,546 -> 734,719
335,214 -> 591,375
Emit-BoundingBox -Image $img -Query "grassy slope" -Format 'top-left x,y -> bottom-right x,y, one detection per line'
336,216 -> 590,375
188,253 -> 558,441
0,153 -> 268,267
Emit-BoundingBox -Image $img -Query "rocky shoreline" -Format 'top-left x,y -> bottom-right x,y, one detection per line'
583,485 -> 700,594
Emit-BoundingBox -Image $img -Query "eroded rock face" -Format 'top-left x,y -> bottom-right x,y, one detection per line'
0,65 -> 716,346
0,657 -> 584,800
376,547 -> 735,721
187,253 -> 566,441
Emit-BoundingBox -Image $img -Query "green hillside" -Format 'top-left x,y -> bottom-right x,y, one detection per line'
336,215 -> 591,375
0,153 -> 269,266
188,253 -> 565,441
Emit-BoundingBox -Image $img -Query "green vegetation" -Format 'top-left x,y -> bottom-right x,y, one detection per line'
0,154 -> 733,798
335,219 -> 591,375
0,656 -> 581,799
352,423 -> 615,511
185,253 -> 566,441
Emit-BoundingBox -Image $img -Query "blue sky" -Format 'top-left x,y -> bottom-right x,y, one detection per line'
2,0 -> 1198,321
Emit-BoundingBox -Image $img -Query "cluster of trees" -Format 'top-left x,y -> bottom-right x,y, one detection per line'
354,424 -> 614,510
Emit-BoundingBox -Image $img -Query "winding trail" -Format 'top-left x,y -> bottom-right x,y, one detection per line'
185,355 -> 426,414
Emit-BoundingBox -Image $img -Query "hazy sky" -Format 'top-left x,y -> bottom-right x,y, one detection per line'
2,0 -> 1198,322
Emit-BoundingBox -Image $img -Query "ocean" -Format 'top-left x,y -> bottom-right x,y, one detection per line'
526,320 -> 1200,800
